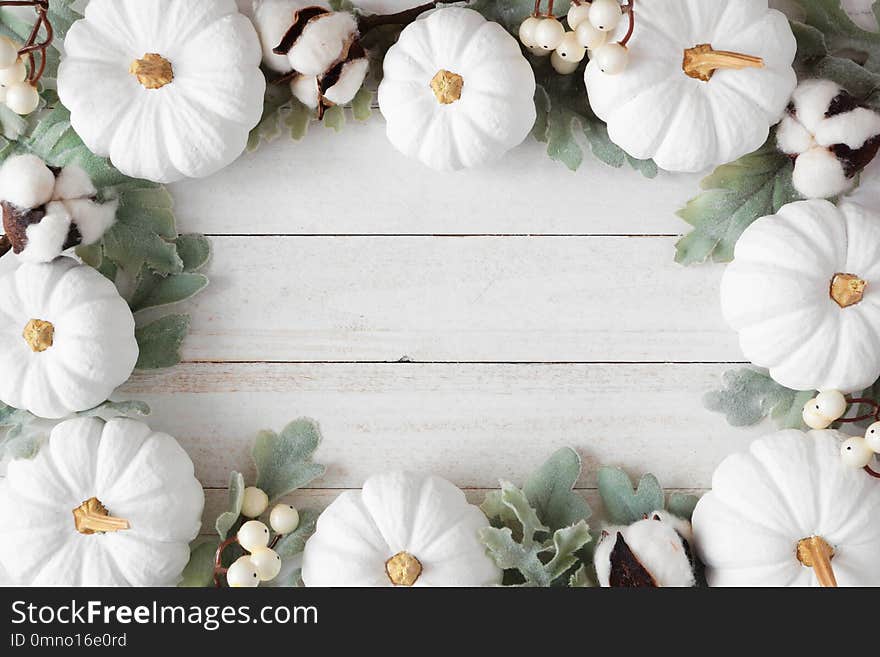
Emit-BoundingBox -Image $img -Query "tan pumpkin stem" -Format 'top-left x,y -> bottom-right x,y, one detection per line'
130,53 -> 174,90
73,497 -> 131,535
385,551 -> 422,586
22,318 -> 54,353
830,273 -> 866,308
430,70 -> 464,104
796,536 -> 837,588
683,44 -> 764,82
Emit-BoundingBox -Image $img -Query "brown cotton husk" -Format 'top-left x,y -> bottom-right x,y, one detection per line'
1,201 -> 80,254
608,532 -> 658,587
273,6 -> 331,55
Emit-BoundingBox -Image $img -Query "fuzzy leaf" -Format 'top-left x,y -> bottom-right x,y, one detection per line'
597,468 -> 664,525
134,314 -> 190,370
0,401 -> 31,428
796,0 -> 880,72
479,526 -> 549,586
0,424 -> 43,460
498,480 -> 548,547
130,271 -> 209,313
248,83 -> 300,151
216,472 -> 245,539
704,368 -> 812,429
273,509 -> 319,559
323,106 -> 346,132
253,418 -> 326,502
544,521 -> 592,581
667,492 -> 700,522
351,87 -> 373,122
176,234 -> 211,272
78,400 -> 151,419
179,540 -> 219,588
569,564 -> 593,587
675,138 -> 800,265
470,0 -> 564,32
523,447 -> 591,533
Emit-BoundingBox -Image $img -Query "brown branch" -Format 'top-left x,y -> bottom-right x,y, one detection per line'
213,536 -> 238,588
0,0 -> 53,84
619,0 -> 635,47
357,1 -> 438,34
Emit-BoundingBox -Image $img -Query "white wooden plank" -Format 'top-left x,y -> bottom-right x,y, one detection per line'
169,120 -> 702,237
120,362 -> 766,491
179,236 -> 742,363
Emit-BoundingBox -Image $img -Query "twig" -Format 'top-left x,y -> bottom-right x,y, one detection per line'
213,536 -> 238,587
619,0 -> 635,47
358,1 -> 438,34
0,0 -> 53,84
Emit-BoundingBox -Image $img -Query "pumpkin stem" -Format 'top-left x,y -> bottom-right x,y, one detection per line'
22,318 -> 54,353
830,273 -> 866,308
130,53 -> 174,90
682,44 -> 764,82
430,70 -> 464,105
385,551 -> 422,586
73,497 -> 130,535
796,536 -> 837,588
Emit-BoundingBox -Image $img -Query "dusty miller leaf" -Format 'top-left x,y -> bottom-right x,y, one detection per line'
597,468 -> 664,525
351,87 -> 374,122
253,418 -> 326,502
216,472 -> 245,539
796,0 -> 880,72
704,368 -> 812,429
176,234 -> 212,272
130,270 -> 209,313
273,509 -> 320,559
179,540 -> 219,588
78,400 -> 150,419
134,314 -> 190,370
569,564 -> 593,587
544,522 -> 592,581
667,493 -> 700,522
523,447 -> 591,533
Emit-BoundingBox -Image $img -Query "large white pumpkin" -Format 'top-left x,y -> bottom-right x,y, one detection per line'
693,430 -> 880,586
378,7 -> 536,172
58,0 -> 266,184
0,417 -> 204,586
720,199 -> 880,393
585,0 -> 796,172
0,257 -> 138,419
301,471 -> 502,586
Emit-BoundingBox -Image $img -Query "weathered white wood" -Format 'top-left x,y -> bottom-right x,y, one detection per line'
180,236 -> 742,363
120,362 -> 767,491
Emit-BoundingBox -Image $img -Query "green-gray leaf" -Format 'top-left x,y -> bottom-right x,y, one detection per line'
176,234 -> 212,272
179,540 -> 219,588
667,492 -> 700,522
130,271 -> 209,313
796,0 -> 880,72
216,471 -> 245,539
523,447 -> 591,533
479,526 -> 549,586
544,521 -> 592,581
499,480 -> 548,547
597,467 -> 664,525
273,509 -> 319,559
253,418 -> 326,502
704,368 -> 812,429
78,400 -> 150,419
135,314 -> 190,370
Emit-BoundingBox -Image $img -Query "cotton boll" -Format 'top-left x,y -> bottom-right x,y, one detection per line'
648,509 -> 694,544
322,58 -> 369,106
20,202 -> 72,263
594,518 -> 695,588
789,79 -> 843,134
53,164 -> 96,201
287,12 -> 358,76
0,154 -> 56,209
64,198 -> 118,245
253,0 -> 321,73
290,74 -> 320,108
815,107 -> 880,150
777,114 -> 815,155
792,147 -> 853,199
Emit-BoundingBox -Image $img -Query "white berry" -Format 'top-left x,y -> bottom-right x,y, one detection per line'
528,45 -> 552,58
241,486 -> 269,519
865,422 -> 880,453
534,17 -> 565,50
589,0 -> 623,31
803,401 -> 832,430
814,390 -> 848,422
249,547 -> 282,582
0,59 -> 26,87
840,436 -> 874,468
5,82 -> 39,116
0,37 -> 18,69
555,31 -> 586,63
269,504 -> 300,534
237,520 -> 270,552
576,19 -> 609,50
226,556 -> 260,588
519,16 -> 543,48
567,2 -> 592,29
592,42 -> 628,74
551,50 -> 580,75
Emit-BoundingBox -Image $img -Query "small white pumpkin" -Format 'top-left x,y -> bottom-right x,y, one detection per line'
693,429 -> 880,587
301,471 -> 502,586
720,199 -> 880,393
378,7 -> 537,172
585,0 -> 797,172
57,0 -> 266,184
0,257 -> 138,419
0,417 -> 204,586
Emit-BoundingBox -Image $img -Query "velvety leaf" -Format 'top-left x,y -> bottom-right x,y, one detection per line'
479,526 -> 550,586
667,493 -> 700,521
179,540 -> 219,588
78,400 -> 151,419
176,234 -> 211,272
323,106 -> 345,132
130,271 -> 209,313
523,447 -> 591,532
248,82 -> 299,151
285,102 -> 313,141
351,87 -> 373,122
675,138 -> 800,265
796,0 -> 880,71
498,480 -> 548,547
253,418 -> 326,502
597,468 -> 664,525
216,472 -> 245,539
76,242 -> 102,268
0,424 -> 43,460
134,314 -> 190,370
274,509 -> 319,559
569,564 -> 593,587
544,521 -> 592,581
102,221 -> 182,276
704,368 -> 812,429
0,105 -> 27,141
0,401 -> 31,428
470,0 -> 564,32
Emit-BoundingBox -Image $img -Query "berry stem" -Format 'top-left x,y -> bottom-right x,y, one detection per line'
213,536 -> 239,588
839,396 -> 880,479
0,0 -> 52,84
619,0 -> 635,47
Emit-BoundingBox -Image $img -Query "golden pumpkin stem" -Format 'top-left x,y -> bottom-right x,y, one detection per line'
683,44 -> 764,82
796,536 -> 837,588
130,53 -> 174,90
830,273 -> 866,308
430,70 -> 464,105
385,551 -> 422,586
22,318 -> 54,353
73,497 -> 131,535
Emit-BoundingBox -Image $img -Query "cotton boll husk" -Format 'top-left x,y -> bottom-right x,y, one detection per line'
65,197 -> 118,245
777,114 -> 815,155
253,0 -> 326,73
790,79 -> 842,134
0,154 -> 55,209
815,107 -> 880,149
323,58 -> 369,106
52,164 -> 96,201
287,12 -> 358,76
594,519 -> 695,587
20,202 -> 72,263
290,74 -> 320,108
792,147 -> 853,198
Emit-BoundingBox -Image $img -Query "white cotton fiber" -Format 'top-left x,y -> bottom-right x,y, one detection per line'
21,202 -> 72,263
0,154 -> 56,209
792,147 -> 853,199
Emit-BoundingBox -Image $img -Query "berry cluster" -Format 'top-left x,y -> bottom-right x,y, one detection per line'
221,486 -> 302,588
0,36 -> 39,116
518,0 -> 630,76
840,423 -> 880,470
801,390 -> 880,473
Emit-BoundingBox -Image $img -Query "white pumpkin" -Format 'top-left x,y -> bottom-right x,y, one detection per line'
57,0 -> 266,184
720,199 -> 880,393
301,471 -> 502,586
0,257 -> 139,419
693,429 -> 880,587
378,7 -> 536,172
585,0 -> 797,172
0,417 -> 204,586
